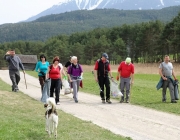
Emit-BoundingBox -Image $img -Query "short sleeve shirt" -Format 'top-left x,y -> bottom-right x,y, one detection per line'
159,62 -> 173,76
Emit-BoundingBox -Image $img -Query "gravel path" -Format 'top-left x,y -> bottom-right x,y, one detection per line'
0,70 -> 180,140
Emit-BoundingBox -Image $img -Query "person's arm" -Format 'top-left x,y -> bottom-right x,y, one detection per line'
108,64 -> 114,80
159,68 -> 167,80
130,64 -> 135,84
172,69 -> 177,80
116,63 -> 121,81
67,66 -> 72,82
35,62 -> 39,72
94,61 -> 98,82
46,67 -> 50,79
18,57 -> 25,73
131,74 -> 134,84
4,51 -> 10,61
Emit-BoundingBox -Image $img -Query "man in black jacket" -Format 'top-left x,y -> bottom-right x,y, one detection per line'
94,53 -> 114,103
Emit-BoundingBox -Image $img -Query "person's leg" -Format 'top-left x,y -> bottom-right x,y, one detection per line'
50,79 -> 55,98
15,71 -> 20,90
98,76 -> 105,101
104,77 -> 111,102
39,76 -> 45,92
54,79 -> 60,104
9,70 -> 17,91
162,80 -> 168,102
125,78 -> 131,102
120,77 -> 125,102
72,80 -> 78,102
168,79 -> 176,102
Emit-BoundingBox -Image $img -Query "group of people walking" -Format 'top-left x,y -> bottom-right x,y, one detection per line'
4,50 -> 178,104
35,55 -> 83,104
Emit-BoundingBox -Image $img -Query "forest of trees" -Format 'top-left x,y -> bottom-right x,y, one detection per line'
0,6 -> 180,43
0,10 -> 180,67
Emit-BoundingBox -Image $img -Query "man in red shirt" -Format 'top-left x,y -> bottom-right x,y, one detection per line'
116,57 -> 134,103
94,53 -> 114,104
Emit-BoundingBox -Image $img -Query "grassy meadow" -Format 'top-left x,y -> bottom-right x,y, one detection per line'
0,78 -> 129,140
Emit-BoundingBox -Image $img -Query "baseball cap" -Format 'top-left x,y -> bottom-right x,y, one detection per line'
125,57 -> 131,63
102,53 -> 108,59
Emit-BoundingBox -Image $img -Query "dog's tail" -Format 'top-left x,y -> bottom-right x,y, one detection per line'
46,97 -> 56,112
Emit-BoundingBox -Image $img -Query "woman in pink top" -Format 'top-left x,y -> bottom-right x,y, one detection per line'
47,57 -> 62,105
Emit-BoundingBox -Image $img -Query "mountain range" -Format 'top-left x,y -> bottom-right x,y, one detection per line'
26,0 -> 180,22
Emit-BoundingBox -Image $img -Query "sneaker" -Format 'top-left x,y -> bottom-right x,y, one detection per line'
106,100 -> 112,104
120,100 -> 124,103
56,102 -> 60,105
102,100 -> 105,103
75,100 -> 78,103
171,100 -> 177,103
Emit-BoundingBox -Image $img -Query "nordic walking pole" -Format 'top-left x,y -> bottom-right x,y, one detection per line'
24,73 -> 27,89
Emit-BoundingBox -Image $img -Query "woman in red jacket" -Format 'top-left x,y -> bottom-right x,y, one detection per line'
47,57 -> 62,105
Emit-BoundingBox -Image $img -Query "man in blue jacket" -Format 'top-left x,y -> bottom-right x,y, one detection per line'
4,50 -> 25,92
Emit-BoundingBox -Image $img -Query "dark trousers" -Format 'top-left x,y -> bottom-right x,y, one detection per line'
50,79 -> 61,103
9,70 -> 20,90
98,76 -> 110,100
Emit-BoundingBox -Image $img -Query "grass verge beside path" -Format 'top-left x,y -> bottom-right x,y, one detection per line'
0,78 -> 129,140
26,71 -> 180,115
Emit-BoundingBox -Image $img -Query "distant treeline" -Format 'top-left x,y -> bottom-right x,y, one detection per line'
0,6 -> 180,43
0,12 -> 180,67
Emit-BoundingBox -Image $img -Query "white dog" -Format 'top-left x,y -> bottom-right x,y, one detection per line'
44,97 -> 58,139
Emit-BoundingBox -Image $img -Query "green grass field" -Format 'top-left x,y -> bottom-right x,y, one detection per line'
26,71 -> 180,115
0,78 -> 129,140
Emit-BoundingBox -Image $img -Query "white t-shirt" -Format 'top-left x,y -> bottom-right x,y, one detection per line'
159,62 -> 173,77
58,63 -> 63,72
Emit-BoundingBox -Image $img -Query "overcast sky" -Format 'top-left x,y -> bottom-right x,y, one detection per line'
0,0 -> 66,25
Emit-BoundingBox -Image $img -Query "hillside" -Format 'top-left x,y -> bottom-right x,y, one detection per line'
0,6 -> 180,43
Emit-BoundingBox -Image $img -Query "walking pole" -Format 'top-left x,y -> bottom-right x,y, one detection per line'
24,73 -> 27,89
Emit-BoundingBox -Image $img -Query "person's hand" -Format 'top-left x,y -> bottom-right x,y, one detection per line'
78,76 -> 83,80
6,51 -> 10,55
162,77 -> 167,80
116,75 -> 119,81
174,77 -> 178,81
131,80 -> 134,85
95,77 -> 98,82
23,70 -> 25,74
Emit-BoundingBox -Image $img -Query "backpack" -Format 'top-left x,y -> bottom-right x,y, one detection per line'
69,63 -> 81,75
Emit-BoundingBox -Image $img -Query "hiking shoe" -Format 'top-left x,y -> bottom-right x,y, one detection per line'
102,100 -> 105,103
171,100 -> 177,103
126,100 -> 129,103
162,99 -> 166,103
120,100 -> 124,103
106,100 -> 112,104
14,89 -> 19,92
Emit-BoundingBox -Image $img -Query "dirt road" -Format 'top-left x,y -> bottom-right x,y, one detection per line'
0,70 -> 180,140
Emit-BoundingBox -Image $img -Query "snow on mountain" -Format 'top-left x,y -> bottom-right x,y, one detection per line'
25,0 -> 180,22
